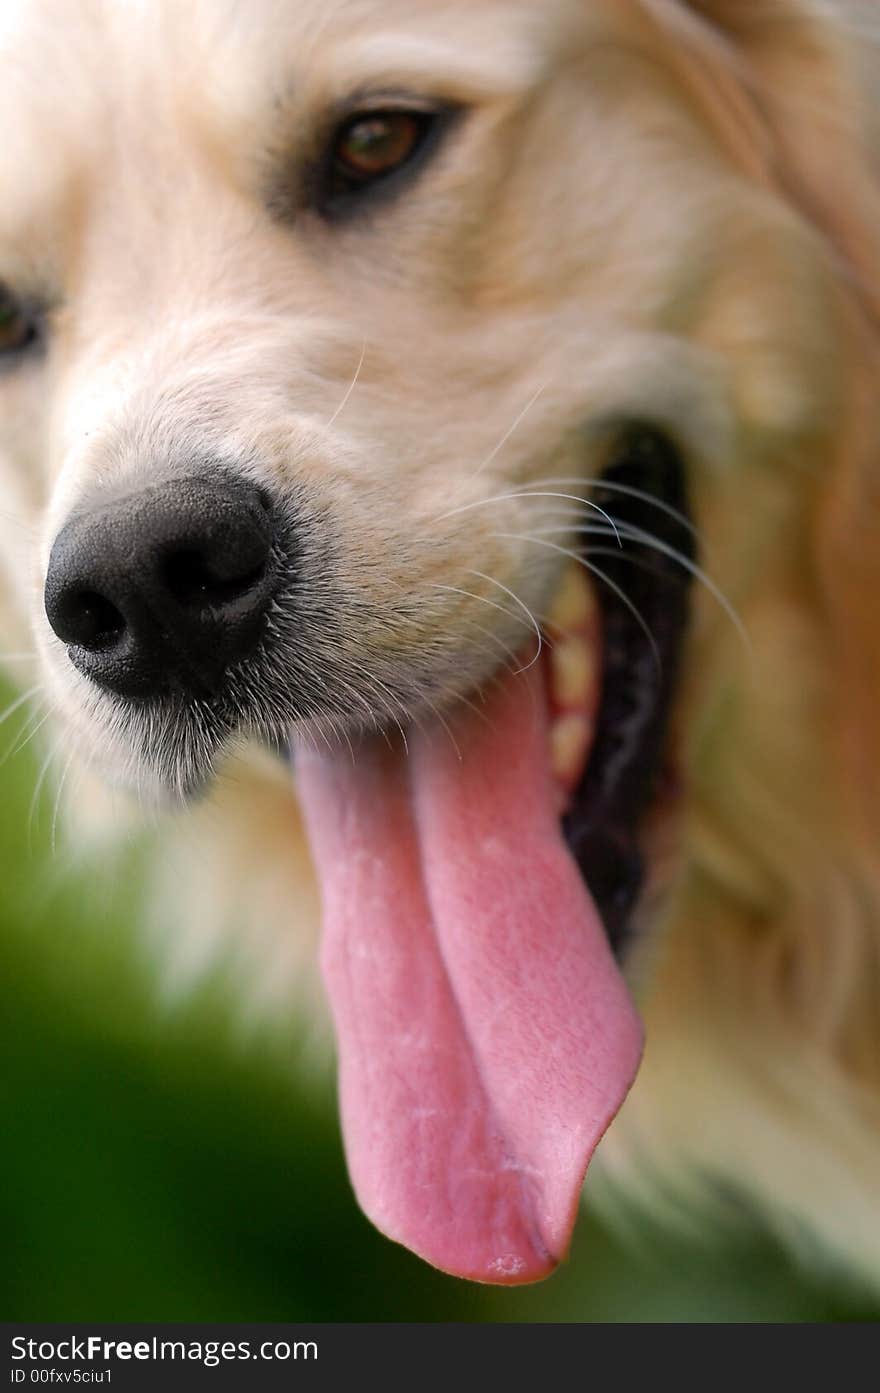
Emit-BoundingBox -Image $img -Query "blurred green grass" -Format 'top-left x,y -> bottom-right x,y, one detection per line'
1,688 -> 877,1322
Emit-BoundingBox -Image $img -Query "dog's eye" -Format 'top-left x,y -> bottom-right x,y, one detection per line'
334,112 -> 424,180
0,285 -> 38,358
318,108 -> 445,216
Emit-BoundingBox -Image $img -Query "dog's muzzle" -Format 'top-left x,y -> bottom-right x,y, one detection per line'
44,475 -> 279,701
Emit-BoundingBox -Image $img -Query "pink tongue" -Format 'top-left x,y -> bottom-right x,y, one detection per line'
295,663 -> 643,1284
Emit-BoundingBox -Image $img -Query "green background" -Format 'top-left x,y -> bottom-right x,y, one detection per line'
2,686 -> 877,1322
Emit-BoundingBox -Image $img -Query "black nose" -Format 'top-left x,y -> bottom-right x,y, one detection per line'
44,476 -> 278,700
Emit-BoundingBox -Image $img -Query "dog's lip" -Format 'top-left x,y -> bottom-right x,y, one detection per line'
559,426 -> 694,953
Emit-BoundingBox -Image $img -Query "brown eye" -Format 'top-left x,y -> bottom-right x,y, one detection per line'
334,112 -> 423,181
0,285 -> 38,357
318,106 -> 449,217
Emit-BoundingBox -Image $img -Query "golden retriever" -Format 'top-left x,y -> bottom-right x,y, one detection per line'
0,0 -> 878,1288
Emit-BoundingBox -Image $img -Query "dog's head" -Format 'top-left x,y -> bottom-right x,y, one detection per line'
1,0 -> 878,1285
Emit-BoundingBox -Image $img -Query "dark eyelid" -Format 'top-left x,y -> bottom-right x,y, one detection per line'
317,102 -> 462,223
266,97 -> 464,226
0,283 -> 46,366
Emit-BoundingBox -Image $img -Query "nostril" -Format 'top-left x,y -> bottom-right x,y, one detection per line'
44,476 -> 280,701
162,548 -> 268,610
52,589 -> 126,651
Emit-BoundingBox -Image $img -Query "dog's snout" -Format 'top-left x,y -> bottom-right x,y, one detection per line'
44,477 -> 278,700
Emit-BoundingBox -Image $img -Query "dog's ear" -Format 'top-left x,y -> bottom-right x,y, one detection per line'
601,2 -> 880,1287
637,0 -> 880,322
636,1 -> 880,767
673,0 -> 880,798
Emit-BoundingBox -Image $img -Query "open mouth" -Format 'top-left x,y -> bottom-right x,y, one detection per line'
295,426 -> 694,1285
560,427 -> 694,954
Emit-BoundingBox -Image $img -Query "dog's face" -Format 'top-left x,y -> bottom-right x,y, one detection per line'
0,0 -> 811,795
2,0 -> 879,1287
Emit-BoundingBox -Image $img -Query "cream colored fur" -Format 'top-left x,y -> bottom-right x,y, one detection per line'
0,0 -> 878,1291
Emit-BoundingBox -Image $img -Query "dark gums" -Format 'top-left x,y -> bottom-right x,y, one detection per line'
563,427 -> 695,956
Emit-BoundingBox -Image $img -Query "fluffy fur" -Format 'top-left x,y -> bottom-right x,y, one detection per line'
1,0 -> 878,1291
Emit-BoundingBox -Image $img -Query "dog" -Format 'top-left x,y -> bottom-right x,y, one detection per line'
0,0 -> 878,1288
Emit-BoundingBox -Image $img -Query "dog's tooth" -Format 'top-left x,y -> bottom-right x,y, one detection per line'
550,712 -> 592,788
546,563 -> 596,634
551,636 -> 596,710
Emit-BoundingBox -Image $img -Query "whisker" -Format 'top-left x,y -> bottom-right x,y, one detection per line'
524,475 -> 699,542
425,592 -> 533,707
493,533 -> 661,672
417,694 -> 462,762
464,569 -> 543,674
355,670 -> 410,754
457,615 -> 523,671
331,668 -> 386,736
29,735 -> 64,848
472,625 -> 521,667
555,543 -> 679,578
428,582 -> 532,635
534,520 -> 751,652
326,341 -> 366,428
314,694 -> 358,763
51,748 -> 78,856
1,700 -> 53,766
471,384 -> 547,479
0,683 -> 44,731
435,492 -> 622,546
